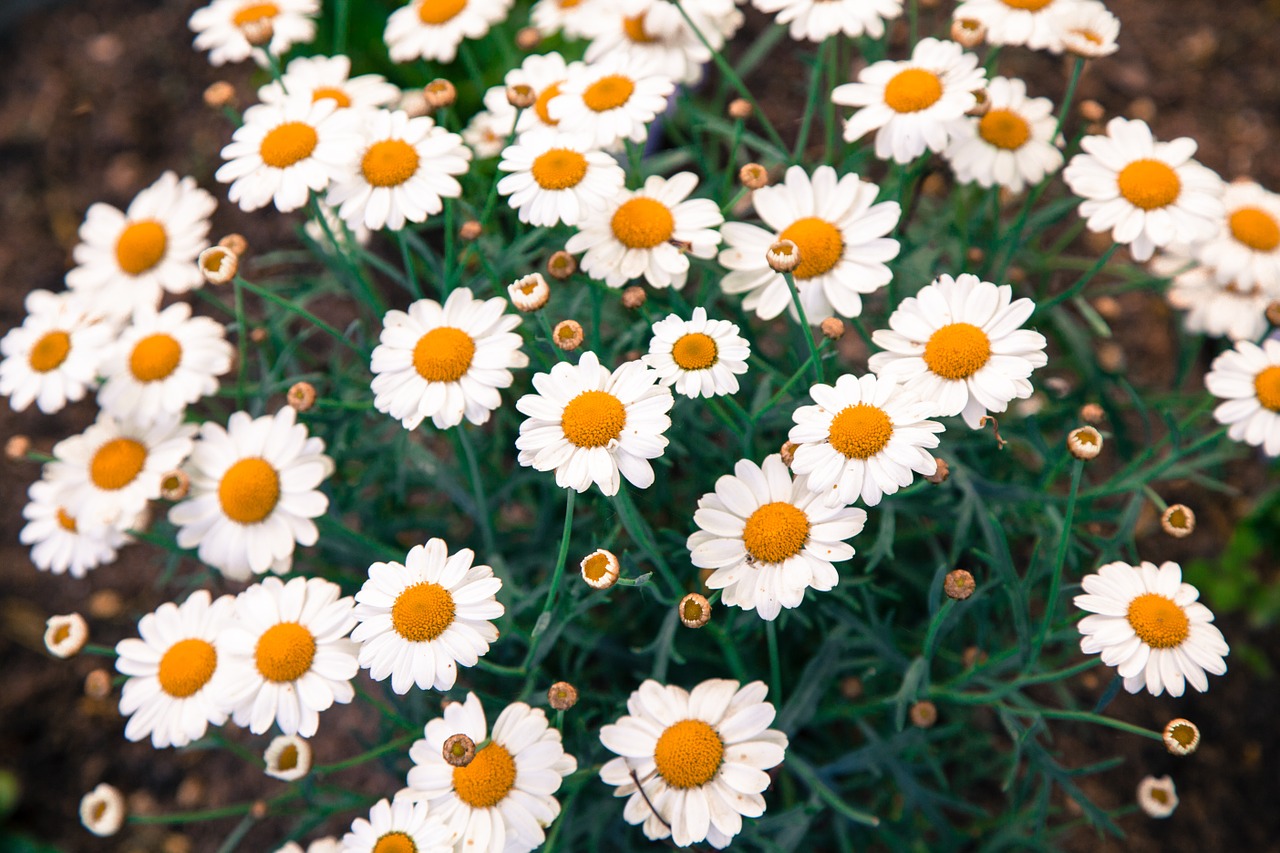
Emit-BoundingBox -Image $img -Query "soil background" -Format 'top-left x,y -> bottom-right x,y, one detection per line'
1,1 -> 1278,851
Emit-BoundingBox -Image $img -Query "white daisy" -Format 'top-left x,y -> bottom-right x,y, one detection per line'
79,783 -> 126,837
384,0 -> 515,64
351,538 -> 503,694
264,734 -> 312,781
584,0 -> 742,86
167,406 -> 334,580
189,0 -> 319,66
549,54 -> 675,148
65,171 -> 218,318
832,37 -> 987,164
643,307 -> 750,399
0,289 -> 114,414
257,54 -> 401,112
20,478 -> 133,579
327,109 -> 471,232
599,678 -> 788,849
218,575 -> 359,736
497,128 -> 626,227
515,350 -> 673,496
508,52 -> 586,133
399,692 -> 577,853
1051,0 -> 1119,58
342,798 -> 454,853
565,172 -> 723,289
114,590 -> 237,748
1153,248 -> 1270,342
951,0 -> 1082,52
462,107 -> 515,159
1075,560 -> 1229,697
276,839 -> 340,853
530,0 -> 605,39
869,273 -> 1048,428
1206,338 -> 1280,456
1063,116 -> 1226,262
719,164 -> 901,321
45,613 -> 89,659
752,0 -> 902,42
1137,775 -> 1178,819
687,454 -> 867,619
944,76 -> 1063,193
1192,180 -> 1280,295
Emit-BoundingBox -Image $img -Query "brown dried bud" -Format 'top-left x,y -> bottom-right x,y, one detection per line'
580,549 -> 620,590
1078,99 -> 1105,123
926,457 -> 950,484
5,434 -> 31,461
249,799 -> 269,819
739,162 -> 769,190
423,79 -> 457,111
679,592 -> 711,628
1067,425 -> 1103,460
951,17 -> 986,48
1092,295 -> 1122,320
944,569 -> 975,600
920,172 -> 948,198
909,700 -> 938,728
218,233 -> 248,256
198,245 -> 238,285
552,320 -> 584,351
459,220 -> 482,241
442,733 -> 476,767
515,26 -> 542,51
767,239 -> 800,273
241,19 -> 273,47
1266,301 -> 1280,327
966,247 -> 985,266
287,381 -> 317,413
1162,718 -> 1200,756
203,81 -> 236,109
159,470 -> 190,501
1160,504 -> 1195,538
779,440 -> 798,467
963,646 -> 987,668
84,668 -> 112,700
87,590 -> 124,619
620,285 -> 646,310
1006,265 -> 1027,284
839,676 -> 863,700
820,317 -> 845,340
547,681 -> 579,711
507,83 -> 537,109
1079,402 -> 1105,424
727,98 -> 753,120
249,327 -> 269,344
547,250 -> 577,280
966,88 -> 990,117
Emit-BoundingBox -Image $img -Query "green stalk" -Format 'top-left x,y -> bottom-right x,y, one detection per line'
766,620 -> 783,702
235,277 -> 368,357
781,270 -> 824,384
398,231 -> 424,300
1032,458 -> 1084,661
998,704 -> 1163,742
454,425 -> 498,559
232,277 -> 249,408
1034,243 -> 1119,316
521,490 -> 576,670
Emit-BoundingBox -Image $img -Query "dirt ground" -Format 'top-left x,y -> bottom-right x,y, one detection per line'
1,1 -> 1277,851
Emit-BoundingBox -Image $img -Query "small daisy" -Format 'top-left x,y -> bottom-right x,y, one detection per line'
789,374 -> 945,507
65,171 -> 218,318
46,613 -> 90,659
264,734 -> 312,781
80,783 -> 126,837
351,539 -> 504,694
1137,775 -> 1178,819
515,350 -> 674,496
189,0 -> 319,66
0,289 -> 114,414
719,165 -> 901,321
869,273 -> 1048,428
832,37 -> 987,164
327,109 -> 471,232
687,454 -> 867,619
257,54 -> 401,112
566,172 -> 723,289
1206,338 -> 1280,456
497,128 -> 626,227
951,0 -> 1082,52
643,307 -> 750,399
530,0 -> 605,39
343,799 -> 454,853
399,692 -> 577,853
944,76 -> 1063,193
550,54 -> 675,148
462,107 -> 515,159
1192,180 -> 1280,294
584,0 -> 741,86
218,576 -> 359,736
114,590 -> 237,748
599,678 -> 788,849
1052,0 -> 1119,58
1153,249 -> 1270,342
384,0 -> 515,64
168,406 -> 334,580
20,479 -> 133,578
1075,560 -> 1228,697
752,0 -> 902,42
1063,117 -> 1225,262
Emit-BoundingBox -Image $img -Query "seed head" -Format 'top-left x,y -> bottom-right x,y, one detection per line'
1162,718 -> 1200,756
218,233 -> 248,256
198,245 -> 238,285
508,273 -> 551,312
159,469 -> 190,501
5,434 -> 31,461
909,701 -> 938,729
767,239 -> 801,273
926,457 -> 950,484
516,26 -> 542,51
739,162 -> 769,190
507,83 -> 537,109
951,17 -> 986,48
944,569 -> 975,600
547,681 -> 579,711
1067,425 -> 1103,460
459,220 -> 483,241
547,250 -> 577,280
727,98 -> 753,119
679,592 -> 711,628
621,285 -> 647,309
443,733 -> 476,767
1160,504 -> 1195,538
423,79 -> 457,111
552,319 -> 584,351
203,81 -> 236,109
580,548 -> 620,589
820,317 -> 845,340
287,381 -> 317,413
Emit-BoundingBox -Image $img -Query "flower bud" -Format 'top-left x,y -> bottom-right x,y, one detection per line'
459,220 -> 482,241
1160,504 -> 1195,538
79,783 -> 126,837
508,273 -> 550,312
820,317 -> 845,340
766,239 -> 800,273
443,733 -> 476,767
779,440 -> 798,466
45,613 -> 88,659
580,548 -> 620,590
264,734 -> 312,781
515,26 -> 542,51
203,81 -> 236,109
423,79 -> 457,111
1067,425 -> 1103,460
506,83 -> 537,109
552,320 -> 584,351
1162,718 -> 1200,756
739,162 -> 768,189
678,592 -> 711,628
926,457 -> 950,484
5,434 -> 31,461
288,381 -> 317,413
951,17 -> 986,48
727,98 -> 752,119
218,233 -> 248,256
909,701 -> 938,728
160,470 -> 190,501
547,681 -> 579,711
1079,402 -> 1105,423
546,250 -> 577,280
198,245 -> 238,285
944,569 -> 975,600
621,285 -> 647,310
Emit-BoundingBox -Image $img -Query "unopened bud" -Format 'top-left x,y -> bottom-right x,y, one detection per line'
1160,504 -> 1195,538
739,162 -> 769,189
909,700 -> 938,728
552,319 -> 584,351
442,733 -> 476,767
766,239 -> 800,273
218,233 -> 248,256
1078,99 -> 1105,123
966,88 -> 989,116
727,98 -> 752,119
547,250 -> 576,280
1067,425 -> 1103,460
779,440 -> 798,466
515,26 -> 542,51
547,681 -> 579,710
423,79 -> 457,111
951,17 -> 986,48
508,273 -> 550,312
963,646 -> 987,668
1266,301 -> 1280,327
966,247 -> 985,266
198,245 -> 238,285
580,548 -> 620,590
203,81 -> 236,109
5,434 -> 31,461
1079,402 -> 1105,423
678,592 -> 711,628
287,381 -> 317,412
621,285 -> 646,309
1162,718 -> 1200,756
819,317 -> 845,340
507,83 -> 537,109
159,470 -> 190,501
840,676 -> 863,700
45,613 -> 88,659
84,668 -> 112,700
249,799 -> 269,819
944,569 -> 975,600
242,18 -> 273,47
249,327 -> 269,344
459,220 -> 482,241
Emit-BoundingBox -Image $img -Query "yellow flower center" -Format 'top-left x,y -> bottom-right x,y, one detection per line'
412,326 -> 475,383
129,333 -> 183,382
1116,159 -> 1181,211
391,582 -> 456,642
90,438 -> 148,491
742,501 -> 810,564
232,1 -> 278,27
530,148 -> 588,190
582,75 -> 636,112
417,0 -> 467,25
828,403 -> 894,460
978,108 -> 1031,150
623,14 -> 656,43
254,621 -> 316,683
1150,787 -> 1171,805
157,638 -> 218,698
275,743 -> 300,771
560,390 -> 626,448
682,597 -> 704,622
373,833 -> 417,853
533,81 -> 564,126
560,0 -> 582,6
1168,722 -> 1196,748
1000,0 -> 1053,8
57,508 -> 78,532
583,552 -> 610,580
362,139 -> 421,188
777,217 -> 844,280
1126,592 -> 1190,649
218,457 -> 281,524
1254,365 -> 1280,412
610,197 -> 675,249
311,87 -> 352,108
883,68 -> 944,114
259,121 -> 319,169
452,742 -> 517,808
671,333 -> 718,371
29,330 -> 71,373
1165,506 -> 1191,530
653,719 -> 724,789
115,220 -> 168,276
1228,207 -> 1280,252
923,321 -> 992,380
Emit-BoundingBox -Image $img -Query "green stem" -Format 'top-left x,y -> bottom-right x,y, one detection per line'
314,732 -> 420,775
613,486 -> 682,598
444,199 -> 457,294
766,620 -> 783,702
1032,458 -> 1084,660
232,277 -> 249,408
82,643 -> 118,658
235,277 -> 368,357
921,598 -> 957,661
1051,57 -> 1085,147
333,0 -> 349,54
398,231 -> 424,300
455,425 -> 498,559
781,270 -> 824,384
129,792 -> 301,825
792,41 -> 831,162
1034,244 -> 1119,316
998,704 -> 1163,742
521,490 -> 576,670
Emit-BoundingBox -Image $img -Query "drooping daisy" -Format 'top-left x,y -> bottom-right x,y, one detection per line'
45,613 -> 89,659
530,0 -> 605,39
1205,338 -> 1280,456
869,273 -> 1048,428
257,54 -> 401,112
189,0 -> 320,66
752,0 -> 902,42
643,308 -> 750,398
20,478 -> 133,578
515,350 -> 674,496
0,289 -> 114,414
549,54 -> 675,148
832,37 -> 987,164
327,109 -> 471,232
584,0 -> 742,86
114,590 -> 236,748
1051,0 -> 1119,58
566,172 -> 723,289
1063,117 -> 1225,262
497,128 -> 626,227
1192,180 -> 1280,294
399,692 -> 577,853
599,679 -> 788,849
951,0 -> 1082,52
1074,560 -> 1228,697
384,0 -> 515,64
1153,248 -> 1270,342
65,171 -> 218,318
351,538 -> 504,694
944,76 -> 1063,193
168,406 -> 334,580
719,165 -> 901,321
342,799 -> 455,853
687,454 -> 866,619
218,576 -> 359,736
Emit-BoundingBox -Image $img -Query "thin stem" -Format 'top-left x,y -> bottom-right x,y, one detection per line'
1141,484 -> 1168,512
1051,57 -> 1086,146
314,733 -> 420,775
792,41 -> 831,162
1032,458 -> 1084,661
998,704 -> 1163,742
235,277 -> 368,357
1035,243 -> 1119,316
398,231 -> 424,301
521,490 -> 576,670
455,425 -> 498,559
781,270 -> 824,384
333,0 -> 349,54
765,620 -> 783,702
232,277 -> 249,408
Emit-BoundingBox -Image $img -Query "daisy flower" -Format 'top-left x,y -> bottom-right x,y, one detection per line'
114,590 -> 237,748
218,576 -> 359,736
351,539 -> 504,694
342,799 -> 454,853
515,350 -> 674,496
0,289 -> 114,414
1206,338 -> 1280,456
257,54 -> 401,112
20,478 -> 133,578
276,839 -> 340,853
65,171 -> 218,318
549,54 -> 675,148
264,734 -> 312,780
687,454 -> 866,619
497,128 -> 625,227
80,784 -> 126,837
327,109 -> 471,232
832,37 -> 987,164
1052,0 -> 1120,58
1153,249 -> 1270,342
530,0 -> 605,39
507,52 -> 585,133
462,107 -> 514,159
751,0 -> 902,42
384,0 -> 514,64
951,0 -> 1081,52
585,0 -> 742,86
1137,775 -> 1179,818
1075,560 -> 1228,697
1192,180 -> 1280,294
400,692 -> 577,852
168,406 -> 334,580
869,273 -> 1048,428
944,76 -> 1063,193
643,307 -> 750,399
599,679 -> 788,849
719,165 -> 901,321
1063,117 -> 1225,262
189,0 -> 319,66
